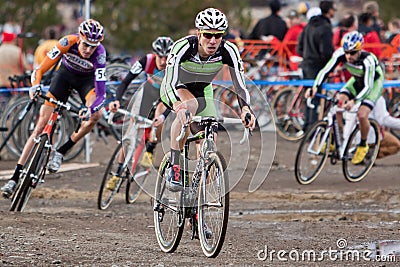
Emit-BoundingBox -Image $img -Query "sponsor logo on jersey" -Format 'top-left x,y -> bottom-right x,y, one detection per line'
64,53 -> 94,70
60,37 -> 69,47
97,54 -> 106,65
208,56 -> 222,63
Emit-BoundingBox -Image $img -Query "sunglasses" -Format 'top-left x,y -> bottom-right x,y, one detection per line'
200,31 -> 225,39
344,50 -> 359,55
81,41 -> 98,48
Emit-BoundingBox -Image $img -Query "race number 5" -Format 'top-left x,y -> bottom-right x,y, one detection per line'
95,68 -> 107,81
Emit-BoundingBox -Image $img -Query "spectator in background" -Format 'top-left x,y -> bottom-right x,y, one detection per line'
333,13 -> 358,49
297,0 -> 336,131
369,96 -> 400,159
248,0 -> 287,41
33,27 -> 61,86
306,7 -> 321,21
283,10 -> 305,70
223,27 -> 245,52
33,27 -> 59,69
386,18 -> 400,48
297,1 -> 310,23
358,12 -> 381,57
0,31 -> 30,90
362,1 -> 382,40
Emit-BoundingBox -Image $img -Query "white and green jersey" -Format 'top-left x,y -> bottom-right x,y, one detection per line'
161,35 -> 250,111
314,47 -> 384,108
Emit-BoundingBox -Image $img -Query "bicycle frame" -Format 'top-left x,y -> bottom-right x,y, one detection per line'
111,108 -> 154,178
306,95 -> 361,160
30,96 -> 79,184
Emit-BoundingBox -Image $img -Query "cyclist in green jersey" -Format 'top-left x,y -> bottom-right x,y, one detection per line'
306,31 -> 384,165
160,7 -> 256,191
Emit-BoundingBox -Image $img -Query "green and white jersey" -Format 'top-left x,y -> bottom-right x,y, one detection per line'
161,35 -> 250,109
314,47 -> 384,103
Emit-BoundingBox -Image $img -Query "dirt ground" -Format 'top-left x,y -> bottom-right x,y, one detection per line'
0,128 -> 400,266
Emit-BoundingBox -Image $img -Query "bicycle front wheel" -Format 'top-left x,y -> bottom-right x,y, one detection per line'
342,119 -> 380,182
98,142 -> 125,210
10,135 -> 49,212
153,153 -> 184,253
198,151 -> 229,258
272,87 -> 305,141
295,121 -> 331,185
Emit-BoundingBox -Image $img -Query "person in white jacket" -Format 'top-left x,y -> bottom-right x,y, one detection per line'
369,96 -> 400,158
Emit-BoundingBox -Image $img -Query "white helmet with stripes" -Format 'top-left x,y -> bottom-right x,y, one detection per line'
195,8 -> 228,31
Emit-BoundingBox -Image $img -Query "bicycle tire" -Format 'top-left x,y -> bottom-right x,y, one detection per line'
198,151 -> 229,258
17,136 -> 50,212
125,137 -> 148,204
342,119 -> 380,182
153,152 -> 184,253
0,96 -> 36,158
272,87 -> 305,141
10,135 -> 48,212
294,120 -> 331,185
97,142 -> 124,210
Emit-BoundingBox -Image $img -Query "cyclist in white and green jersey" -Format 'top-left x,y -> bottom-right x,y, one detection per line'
160,7 -> 256,191
306,30 -> 384,165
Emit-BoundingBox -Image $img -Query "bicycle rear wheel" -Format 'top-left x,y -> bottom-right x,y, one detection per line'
10,135 -> 49,212
198,151 -> 229,258
295,121 -> 331,185
342,119 -> 380,182
98,142 -> 124,210
153,153 -> 184,253
0,96 -> 36,158
272,87 -> 305,141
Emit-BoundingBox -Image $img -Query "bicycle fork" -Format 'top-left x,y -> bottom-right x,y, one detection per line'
31,138 -> 52,188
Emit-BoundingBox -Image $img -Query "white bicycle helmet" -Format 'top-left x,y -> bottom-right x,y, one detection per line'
195,8 -> 228,31
152,36 -> 174,57
341,31 -> 364,51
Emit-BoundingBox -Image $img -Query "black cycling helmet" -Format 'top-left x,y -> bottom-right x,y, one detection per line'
152,36 -> 174,57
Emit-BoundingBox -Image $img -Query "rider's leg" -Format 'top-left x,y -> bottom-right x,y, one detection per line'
48,90 -> 101,173
351,104 -> 373,165
357,105 -> 372,145
170,89 -> 198,156
57,90 -> 102,155
166,89 -> 197,191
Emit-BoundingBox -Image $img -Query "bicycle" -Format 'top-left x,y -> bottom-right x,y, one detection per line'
271,67 -> 306,141
0,93 -> 85,161
214,81 -> 272,129
97,108 -> 155,210
9,89 -> 81,212
295,93 -> 381,185
271,64 -> 347,141
153,112 -> 249,257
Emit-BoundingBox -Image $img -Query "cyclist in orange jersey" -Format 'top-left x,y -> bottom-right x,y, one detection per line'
1,19 -> 107,198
